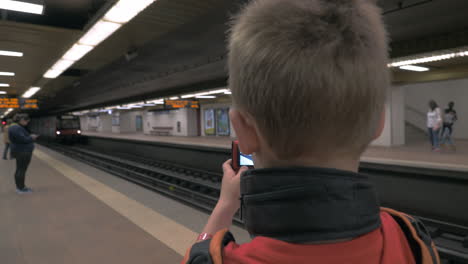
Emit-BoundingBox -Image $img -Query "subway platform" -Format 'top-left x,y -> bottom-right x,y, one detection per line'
82,131 -> 468,172
0,140 -> 249,263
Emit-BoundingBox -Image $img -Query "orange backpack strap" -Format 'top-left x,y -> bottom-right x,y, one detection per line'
181,229 -> 235,264
381,207 -> 440,264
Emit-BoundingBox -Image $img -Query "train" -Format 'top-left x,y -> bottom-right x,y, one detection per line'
29,115 -> 82,143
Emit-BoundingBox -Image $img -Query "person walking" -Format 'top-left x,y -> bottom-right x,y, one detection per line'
441,101 -> 457,151
2,119 -> 11,160
8,114 -> 38,194
427,100 -> 442,152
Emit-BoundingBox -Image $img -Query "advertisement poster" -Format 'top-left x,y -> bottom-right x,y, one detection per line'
204,109 -> 215,135
112,115 -> 120,126
216,108 -> 230,136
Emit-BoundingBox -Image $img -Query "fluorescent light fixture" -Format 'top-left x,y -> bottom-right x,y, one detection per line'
181,94 -> 196,99
0,50 -> 23,57
388,46 -> 468,68
224,91 -> 232,95
0,0 -> 44,15
169,96 -> 179,100
79,20 -> 121,46
142,103 -> 156,106
399,65 -> 429,72
195,92 -> 211,96
44,69 -> 62,78
63,44 -> 93,61
0,83 -> 9,87
0,72 -> 15,76
196,95 -> 216,99
104,0 -> 154,24
22,87 -> 40,98
207,89 -> 229,95
0,91 -> 6,94
146,100 -> 164,104
51,59 -> 75,71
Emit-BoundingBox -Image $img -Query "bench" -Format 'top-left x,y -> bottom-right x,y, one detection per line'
150,126 -> 173,136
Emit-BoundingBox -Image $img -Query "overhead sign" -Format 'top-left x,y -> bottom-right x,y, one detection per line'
0,97 -> 19,109
165,100 -> 199,109
0,97 -> 39,109
19,99 -> 39,109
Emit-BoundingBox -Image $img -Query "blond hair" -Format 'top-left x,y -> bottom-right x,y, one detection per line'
228,0 -> 389,158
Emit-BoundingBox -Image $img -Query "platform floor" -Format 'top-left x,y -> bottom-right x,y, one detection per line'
83,131 -> 468,172
0,140 -> 249,263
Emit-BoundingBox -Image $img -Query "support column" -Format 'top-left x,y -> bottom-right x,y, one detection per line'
371,86 -> 405,146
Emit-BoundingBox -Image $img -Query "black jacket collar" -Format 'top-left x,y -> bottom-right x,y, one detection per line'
240,167 -> 381,243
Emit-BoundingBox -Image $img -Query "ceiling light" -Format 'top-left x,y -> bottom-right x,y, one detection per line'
63,44 -> 93,61
399,65 -> 429,72
104,0 -> 154,24
22,87 -> 40,98
196,95 -> 216,99
0,0 -> 44,15
79,20 -> 121,46
169,96 -> 179,100
51,59 -> 75,71
181,94 -> 196,99
0,91 -> 6,94
207,89 -> 229,94
0,72 -> 15,76
388,46 -> 468,68
44,69 -> 62,79
0,50 -> 23,57
142,103 -> 156,106
0,83 -> 10,87
224,91 -> 232,95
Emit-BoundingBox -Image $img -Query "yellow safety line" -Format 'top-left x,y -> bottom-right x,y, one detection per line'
34,148 -> 197,256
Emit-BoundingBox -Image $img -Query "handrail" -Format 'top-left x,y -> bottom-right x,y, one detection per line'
406,105 -> 427,119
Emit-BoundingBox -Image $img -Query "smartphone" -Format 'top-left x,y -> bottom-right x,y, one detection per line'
232,140 -> 254,172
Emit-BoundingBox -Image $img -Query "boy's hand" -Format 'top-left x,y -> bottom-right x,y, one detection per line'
218,159 -> 248,215
31,134 -> 39,140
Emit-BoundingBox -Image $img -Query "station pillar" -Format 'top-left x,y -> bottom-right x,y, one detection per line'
371,86 -> 405,146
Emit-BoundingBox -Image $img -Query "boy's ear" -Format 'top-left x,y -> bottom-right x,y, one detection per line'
230,109 -> 260,154
373,108 -> 386,140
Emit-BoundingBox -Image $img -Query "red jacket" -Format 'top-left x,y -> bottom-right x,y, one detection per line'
222,212 -> 415,264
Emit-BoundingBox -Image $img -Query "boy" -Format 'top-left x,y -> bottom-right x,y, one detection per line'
183,0 -> 439,263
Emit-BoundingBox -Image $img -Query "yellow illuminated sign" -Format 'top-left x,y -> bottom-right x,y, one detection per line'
165,100 -> 199,109
21,99 -> 39,109
0,98 -> 39,109
0,98 -> 19,109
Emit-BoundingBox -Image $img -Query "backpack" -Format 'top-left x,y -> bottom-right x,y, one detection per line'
182,207 -> 440,264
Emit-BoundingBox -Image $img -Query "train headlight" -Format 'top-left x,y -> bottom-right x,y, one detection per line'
77,130 -> 81,134
56,131 -> 61,135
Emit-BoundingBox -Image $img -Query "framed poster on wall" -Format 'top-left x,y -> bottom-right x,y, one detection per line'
112,115 -> 120,126
204,109 -> 215,135
216,108 -> 230,136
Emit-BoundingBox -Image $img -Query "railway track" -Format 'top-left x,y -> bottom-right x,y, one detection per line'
40,140 -> 468,263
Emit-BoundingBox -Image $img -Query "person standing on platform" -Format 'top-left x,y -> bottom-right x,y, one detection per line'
427,100 -> 442,152
8,114 -> 38,194
441,101 -> 457,151
2,119 -> 11,160
183,0 -> 439,263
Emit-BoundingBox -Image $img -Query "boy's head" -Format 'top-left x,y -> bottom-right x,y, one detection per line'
228,0 -> 389,166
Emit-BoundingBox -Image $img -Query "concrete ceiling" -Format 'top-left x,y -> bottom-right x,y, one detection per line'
2,0 -> 468,116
